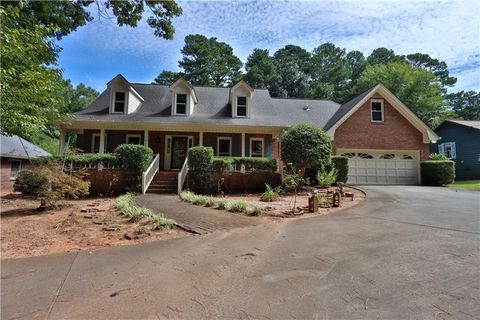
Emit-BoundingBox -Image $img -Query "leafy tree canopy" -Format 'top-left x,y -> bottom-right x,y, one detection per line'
448,91 -> 480,120
243,49 -> 276,89
153,70 -> 184,85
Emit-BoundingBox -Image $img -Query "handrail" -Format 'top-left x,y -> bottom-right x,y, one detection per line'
142,153 -> 160,195
177,156 -> 189,194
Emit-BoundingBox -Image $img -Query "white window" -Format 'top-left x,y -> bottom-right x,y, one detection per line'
439,142 -> 456,159
91,133 -> 107,153
217,137 -> 232,157
250,138 -> 264,157
126,134 -> 141,145
10,160 -> 22,180
113,92 -> 126,113
236,96 -> 247,117
175,93 -> 187,115
371,99 -> 384,122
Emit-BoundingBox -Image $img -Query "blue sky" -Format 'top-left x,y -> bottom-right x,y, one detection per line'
57,0 -> 480,93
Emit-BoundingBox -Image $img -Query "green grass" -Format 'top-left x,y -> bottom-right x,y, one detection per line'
448,180 -> 480,190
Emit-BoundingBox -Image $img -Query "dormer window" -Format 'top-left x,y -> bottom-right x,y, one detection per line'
236,96 -> 247,117
113,92 -> 126,113
175,93 -> 187,115
371,99 -> 384,122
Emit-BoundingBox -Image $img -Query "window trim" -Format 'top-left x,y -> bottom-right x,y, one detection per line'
9,160 -> 22,180
174,93 -> 188,116
439,142 -> 456,159
235,96 -> 248,118
249,138 -> 264,157
126,134 -> 142,145
91,133 -> 107,153
217,136 -> 232,157
371,99 -> 384,123
112,91 -> 126,114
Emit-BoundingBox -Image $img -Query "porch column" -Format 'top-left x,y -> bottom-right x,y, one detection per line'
144,130 -> 149,148
59,127 -> 66,156
241,133 -> 246,157
99,128 -> 106,154
199,131 -> 203,146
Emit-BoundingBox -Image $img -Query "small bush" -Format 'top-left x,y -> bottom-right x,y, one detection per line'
147,213 -> 175,230
37,153 -> 118,168
421,160 -> 455,186
216,198 -> 227,210
332,156 -> 349,183
429,153 -> 448,160
115,144 -> 153,192
116,193 -> 174,228
188,147 -> 214,194
248,204 -> 262,216
179,190 -> 196,203
316,167 -> 338,187
204,197 -> 216,207
232,157 -> 277,172
228,200 -> 247,213
192,195 -> 208,205
212,157 -> 234,172
260,184 -> 281,202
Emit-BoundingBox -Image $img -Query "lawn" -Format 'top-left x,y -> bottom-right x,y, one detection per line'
448,180 -> 480,190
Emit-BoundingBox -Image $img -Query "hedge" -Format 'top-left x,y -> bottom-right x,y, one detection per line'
421,160 -> 455,186
187,146 -> 214,193
212,157 -> 277,172
36,153 -> 118,167
332,156 -> 349,183
114,144 -> 153,192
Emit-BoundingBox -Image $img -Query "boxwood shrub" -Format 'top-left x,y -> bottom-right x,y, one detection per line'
212,157 -> 234,172
421,160 -> 455,186
332,156 -> 349,183
212,157 -> 277,172
36,153 -> 118,167
187,146 -> 214,193
115,144 -> 153,192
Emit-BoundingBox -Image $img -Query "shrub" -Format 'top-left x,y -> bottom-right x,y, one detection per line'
429,153 -> 448,160
232,157 -> 277,172
147,213 -> 175,230
248,204 -> 262,216
188,147 -> 214,193
281,124 -> 332,176
228,200 -> 246,213
212,157 -> 234,172
192,195 -> 208,205
116,193 -> 174,228
316,167 -> 338,187
260,184 -> 281,202
204,197 -> 216,207
332,156 -> 349,183
179,190 -> 196,203
37,153 -> 118,168
421,160 -> 455,186
216,198 -> 227,210
115,144 -> 153,192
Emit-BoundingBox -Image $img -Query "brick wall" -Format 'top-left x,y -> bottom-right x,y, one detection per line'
212,171 -> 281,193
1,158 -> 30,191
333,98 -> 430,160
84,169 -> 128,196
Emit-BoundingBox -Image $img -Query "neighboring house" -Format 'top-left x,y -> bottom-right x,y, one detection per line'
59,74 -> 438,190
0,134 -> 51,189
431,120 -> 480,180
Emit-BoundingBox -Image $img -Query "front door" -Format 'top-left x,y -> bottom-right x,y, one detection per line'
171,137 -> 188,169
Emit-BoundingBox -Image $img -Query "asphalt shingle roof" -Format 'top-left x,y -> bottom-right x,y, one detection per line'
0,134 -> 51,159
445,120 -> 480,130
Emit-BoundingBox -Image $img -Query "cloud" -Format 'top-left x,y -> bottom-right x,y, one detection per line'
58,0 -> 479,92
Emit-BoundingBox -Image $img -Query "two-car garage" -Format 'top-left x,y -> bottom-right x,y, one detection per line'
337,149 -> 420,185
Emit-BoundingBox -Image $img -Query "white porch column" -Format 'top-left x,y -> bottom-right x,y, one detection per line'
99,128 -> 106,154
59,127 -> 66,155
199,131 -> 203,146
144,130 -> 149,148
241,133 -> 246,157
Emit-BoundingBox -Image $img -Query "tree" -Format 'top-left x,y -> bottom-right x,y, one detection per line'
243,49 -> 277,88
1,0 -> 183,40
273,45 -> 312,74
406,53 -> 457,88
448,91 -> 480,120
153,70 -> 184,85
179,34 -> 242,86
60,81 -> 100,114
281,124 -> 332,176
346,50 -> 367,83
353,62 -> 452,128
366,47 -> 404,66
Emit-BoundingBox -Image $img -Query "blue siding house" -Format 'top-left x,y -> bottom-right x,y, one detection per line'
431,120 -> 480,180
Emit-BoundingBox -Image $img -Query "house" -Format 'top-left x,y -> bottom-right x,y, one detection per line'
58,74 -> 438,191
0,134 -> 51,190
431,120 -> 480,180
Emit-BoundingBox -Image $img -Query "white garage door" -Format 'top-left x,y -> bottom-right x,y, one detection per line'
338,150 -> 419,185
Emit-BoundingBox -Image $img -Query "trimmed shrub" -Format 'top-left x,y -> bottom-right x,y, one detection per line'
36,153 -> 118,168
429,153 -> 448,160
187,147 -> 214,194
114,144 -> 153,192
212,157 -> 234,172
421,160 -> 455,186
332,156 -> 349,183
232,157 -> 277,172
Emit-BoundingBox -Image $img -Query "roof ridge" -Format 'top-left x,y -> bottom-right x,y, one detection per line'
272,97 -> 337,102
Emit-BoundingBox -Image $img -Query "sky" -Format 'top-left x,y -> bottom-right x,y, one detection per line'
57,0 -> 480,93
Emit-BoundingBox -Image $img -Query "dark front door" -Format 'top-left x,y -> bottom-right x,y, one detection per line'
171,137 -> 188,169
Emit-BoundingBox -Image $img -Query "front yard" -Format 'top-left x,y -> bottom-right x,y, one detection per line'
448,180 -> 480,190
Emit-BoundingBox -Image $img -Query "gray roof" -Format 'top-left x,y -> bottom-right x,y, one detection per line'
443,120 -> 480,130
73,82 -> 362,129
0,134 -> 51,159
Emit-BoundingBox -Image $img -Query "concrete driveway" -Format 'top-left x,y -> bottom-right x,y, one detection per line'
2,186 -> 479,319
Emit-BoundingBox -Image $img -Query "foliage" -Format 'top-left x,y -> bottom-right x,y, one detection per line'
260,184 -> 281,202
116,193 -> 174,228
115,144 -> 153,192
429,153 -> 448,161
228,200 -> 247,213
59,81 -> 99,114
179,190 -> 196,203
153,70 -> 184,85
192,195 -> 209,206
248,204 -> 262,216
316,167 -> 338,187
243,49 -> 277,89
448,91 -> 480,120
212,157 -> 234,172
187,147 -> 214,194
421,160 -> 455,186
448,180 -> 480,191
281,124 -> 332,175
14,163 -> 89,209
331,156 -> 349,183
216,198 -> 227,210
38,153 -> 118,167
315,192 -> 326,206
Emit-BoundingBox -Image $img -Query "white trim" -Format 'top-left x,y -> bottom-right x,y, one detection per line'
439,142 -> 456,159
91,132 -> 107,153
217,136 -> 233,157
164,134 -> 194,170
234,96 -> 248,118
9,160 -> 22,180
173,93 -> 188,116
170,78 -> 198,103
199,131 -> 203,146
370,99 -> 384,123
249,137 -> 265,157
126,134 -> 142,145
144,130 -> 149,147
241,133 -> 245,157
112,91 -> 126,114
59,127 -> 66,155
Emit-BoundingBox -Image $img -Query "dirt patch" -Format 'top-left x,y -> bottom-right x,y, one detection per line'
1,193 -> 189,260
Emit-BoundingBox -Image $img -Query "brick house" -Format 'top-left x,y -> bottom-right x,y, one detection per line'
59,75 -> 438,191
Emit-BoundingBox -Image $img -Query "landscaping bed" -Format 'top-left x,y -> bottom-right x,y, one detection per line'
0,193 -> 189,259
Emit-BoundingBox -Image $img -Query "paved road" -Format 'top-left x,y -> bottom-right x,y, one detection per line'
2,186 -> 479,319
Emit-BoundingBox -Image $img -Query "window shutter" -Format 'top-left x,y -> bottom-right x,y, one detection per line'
438,143 -> 444,155
451,142 -> 456,159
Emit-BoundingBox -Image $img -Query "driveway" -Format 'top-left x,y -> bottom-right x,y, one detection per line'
2,186 -> 479,319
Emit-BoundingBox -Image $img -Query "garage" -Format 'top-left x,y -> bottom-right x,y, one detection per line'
337,150 -> 420,185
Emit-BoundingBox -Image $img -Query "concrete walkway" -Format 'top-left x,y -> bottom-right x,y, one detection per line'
135,194 -> 259,234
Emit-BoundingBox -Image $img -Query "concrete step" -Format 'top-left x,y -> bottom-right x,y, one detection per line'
146,187 -> 177,193
149,183 -> 177,188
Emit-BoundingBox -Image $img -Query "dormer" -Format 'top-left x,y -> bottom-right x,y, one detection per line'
170,78 -> 197,116
107,74 -> 144,114
230,81 -> 254,118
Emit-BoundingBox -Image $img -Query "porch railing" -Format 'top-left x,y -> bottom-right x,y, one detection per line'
177,156 -> 189,194
142,153 -> 160,195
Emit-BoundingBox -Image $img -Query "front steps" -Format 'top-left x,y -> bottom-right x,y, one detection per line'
146,171 -> 178,194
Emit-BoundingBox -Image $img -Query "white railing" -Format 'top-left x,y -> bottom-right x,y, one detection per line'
177,156 -> 189,194
142,153 -> 160,195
